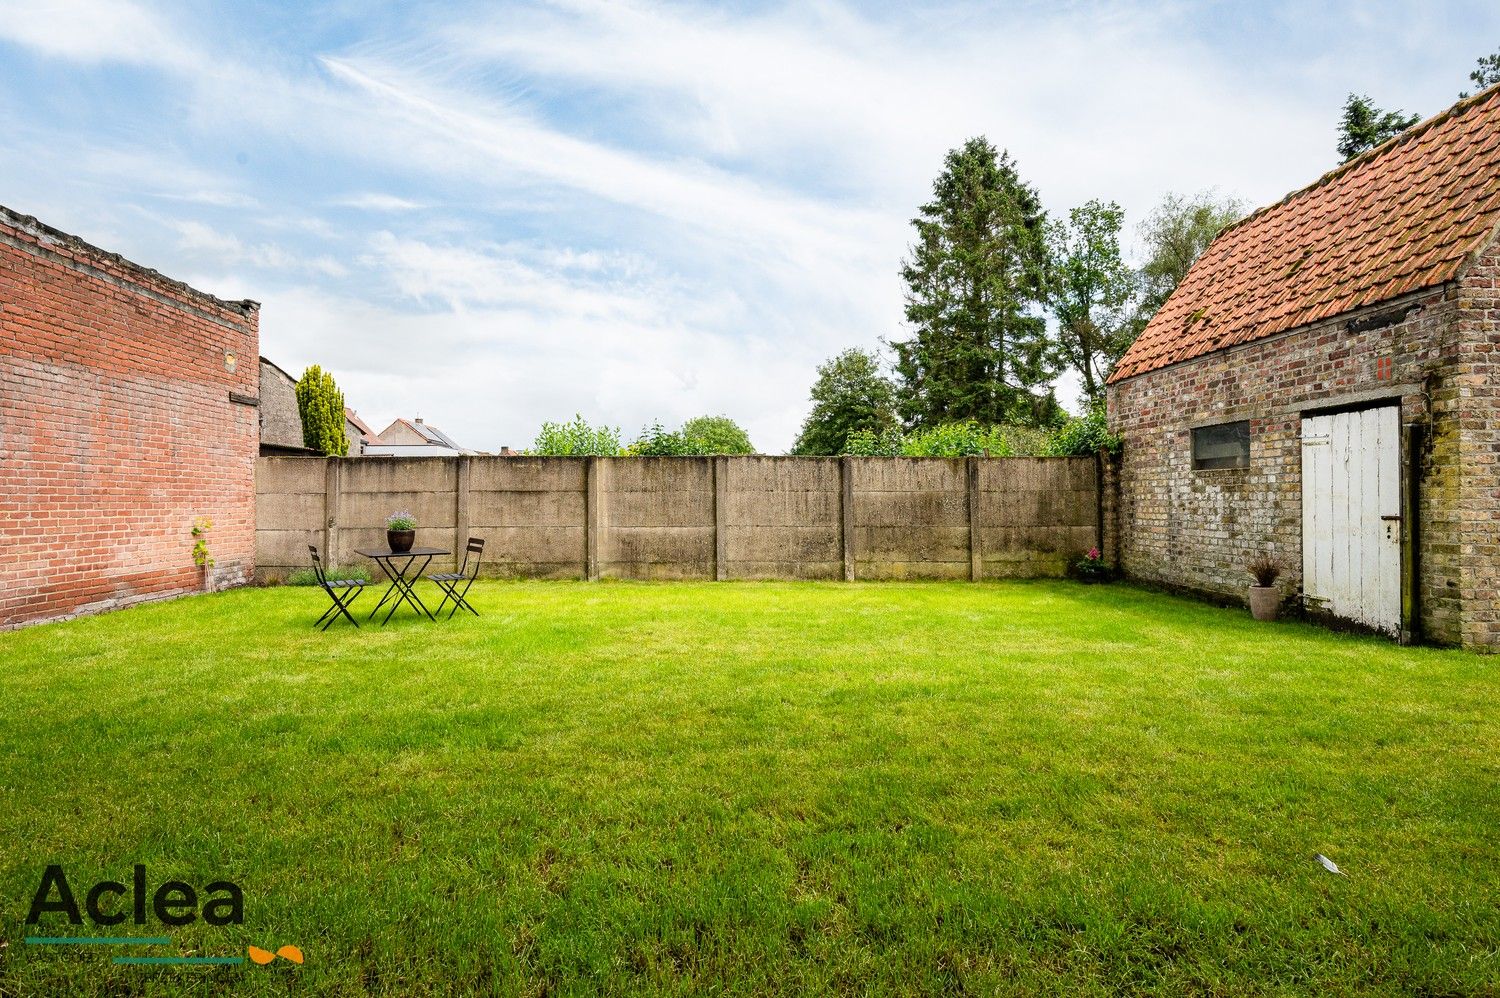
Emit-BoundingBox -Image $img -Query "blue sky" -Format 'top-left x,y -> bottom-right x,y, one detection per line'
1,1 -> 1497,452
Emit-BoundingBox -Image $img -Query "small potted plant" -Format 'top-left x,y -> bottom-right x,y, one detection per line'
386,511 -> 417,553
1246,555 -> 1282,621
1071,546 -> 1112,584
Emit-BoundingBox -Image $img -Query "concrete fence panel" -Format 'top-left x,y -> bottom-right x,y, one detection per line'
254,454 -> 1104,583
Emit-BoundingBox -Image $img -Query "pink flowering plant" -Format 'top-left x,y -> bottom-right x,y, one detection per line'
1070,546 -> 1113,583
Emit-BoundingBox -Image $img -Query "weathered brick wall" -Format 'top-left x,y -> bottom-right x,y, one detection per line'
0,207 -> 259,628
255,455 -> 1103,583
1456,236 -> 1500,648
1107,285 -> 1464,643
257,359 -> 304,451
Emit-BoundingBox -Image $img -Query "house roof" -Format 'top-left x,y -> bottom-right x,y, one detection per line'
382,418 -> 472,452
344,408 -> 378,442
1110,83 -> 1500,384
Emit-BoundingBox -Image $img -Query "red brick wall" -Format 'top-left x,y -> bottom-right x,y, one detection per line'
1107,283 -> 1466,645
0,208 -> 259,627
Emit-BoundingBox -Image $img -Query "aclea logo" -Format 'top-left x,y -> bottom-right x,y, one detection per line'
26,865 -> 243,927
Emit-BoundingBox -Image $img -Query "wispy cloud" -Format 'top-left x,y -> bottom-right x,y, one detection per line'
1,0 -> 1496,450
330,192 -> 427,211
0,0 -> 199,70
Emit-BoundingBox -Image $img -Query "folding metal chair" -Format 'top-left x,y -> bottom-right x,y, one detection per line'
429,538 -> 484,619
308,545 -> 369,630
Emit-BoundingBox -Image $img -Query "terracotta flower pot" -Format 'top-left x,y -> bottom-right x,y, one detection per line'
1248,585 -> 1281,622
387,529 -> 415,554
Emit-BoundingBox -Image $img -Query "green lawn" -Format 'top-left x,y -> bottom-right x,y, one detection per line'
0,581 -> 1497,996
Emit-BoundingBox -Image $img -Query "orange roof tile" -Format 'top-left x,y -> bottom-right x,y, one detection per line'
1110,84 -> 1500,383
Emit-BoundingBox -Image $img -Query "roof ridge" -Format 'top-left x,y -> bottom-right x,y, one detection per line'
1211,81 -> 1500,246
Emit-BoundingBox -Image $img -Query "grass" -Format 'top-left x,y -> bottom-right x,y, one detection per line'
0,580 -> 1497,996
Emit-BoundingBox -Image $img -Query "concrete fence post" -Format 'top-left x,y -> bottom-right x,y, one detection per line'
714,456 -> 728,582
840,456 -> 855,582
454,456 -> 471,571
324,458 -> 340,564
585,457 -> 601,581
967,456 -> 982,582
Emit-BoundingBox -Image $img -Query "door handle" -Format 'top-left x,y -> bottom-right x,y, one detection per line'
1380,515 -> 1401,521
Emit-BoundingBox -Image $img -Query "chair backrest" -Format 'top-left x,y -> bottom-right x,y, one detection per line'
307,545 -> 330,589
460,537 -> 485,578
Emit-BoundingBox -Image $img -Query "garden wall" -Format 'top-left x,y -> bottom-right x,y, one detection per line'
256,455 -> 1107,583
1,205 -> 260,628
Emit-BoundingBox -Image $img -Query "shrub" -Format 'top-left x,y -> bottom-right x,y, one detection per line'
1045,403 -> 1122,457
841,422 -> 1048,457
842,427 -> 904,456
626,422 -> 691,456
529,415 -> 623,456
286,565 -> 371,587
680,415 -> 755,455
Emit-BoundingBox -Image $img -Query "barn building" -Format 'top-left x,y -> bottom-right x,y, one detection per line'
1107,84 -> 1500,649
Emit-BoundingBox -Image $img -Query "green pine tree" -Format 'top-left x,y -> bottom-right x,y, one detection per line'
295,365 -> 349,457
1337,94 -> 1420,162
891,137 -> 1054,429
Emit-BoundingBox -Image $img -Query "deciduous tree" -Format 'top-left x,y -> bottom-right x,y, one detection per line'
1129,191 -> 1244,339
1048,200 -> 1136,402
791,348 -> 898,455
680,415 -> 755,455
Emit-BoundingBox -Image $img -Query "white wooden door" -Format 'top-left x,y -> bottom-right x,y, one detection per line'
1300,407 -> 1401,634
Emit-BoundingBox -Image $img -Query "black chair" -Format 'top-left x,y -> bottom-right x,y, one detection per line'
429,538 -> 484,619
308,545 -> 369,630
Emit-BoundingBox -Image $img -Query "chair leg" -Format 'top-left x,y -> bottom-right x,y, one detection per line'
431,581 -> 454,618
320,586 -> 363,631
449,578 -> 480,618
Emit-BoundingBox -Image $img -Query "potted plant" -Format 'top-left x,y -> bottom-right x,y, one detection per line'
1071,547 -> 1112,584
386,511 -> 417,553
1246,555 -> 1282,621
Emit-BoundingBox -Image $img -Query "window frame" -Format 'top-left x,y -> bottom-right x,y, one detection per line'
1191,419 -> 1251,471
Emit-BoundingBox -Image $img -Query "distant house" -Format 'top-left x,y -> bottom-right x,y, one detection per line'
257,357 -> 317,456
344,408 -> 380,457
366,417 -> 477,457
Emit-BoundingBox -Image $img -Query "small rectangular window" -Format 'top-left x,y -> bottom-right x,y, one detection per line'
1192,420 -> 1250,470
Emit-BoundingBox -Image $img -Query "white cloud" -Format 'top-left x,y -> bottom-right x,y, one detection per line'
3,0 -> 1497,450
330,192 -> 428,211
0,0 -> 199,70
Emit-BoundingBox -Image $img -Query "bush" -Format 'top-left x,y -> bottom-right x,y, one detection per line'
842,421 -> 1048,457
843,427 -> 904,456
529,415 -> 623,456
1045,403 -> 1121,457
680,415 -> 754,455
285,565 -> 371,586
626,422 -> 691,456
627,416 -> 755,456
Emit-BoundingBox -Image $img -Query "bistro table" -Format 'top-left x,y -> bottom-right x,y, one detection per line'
355,546 -> 450,625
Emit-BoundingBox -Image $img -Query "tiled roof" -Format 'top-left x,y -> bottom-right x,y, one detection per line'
1110,83 -> 1500,383
344,407 -> 377,441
